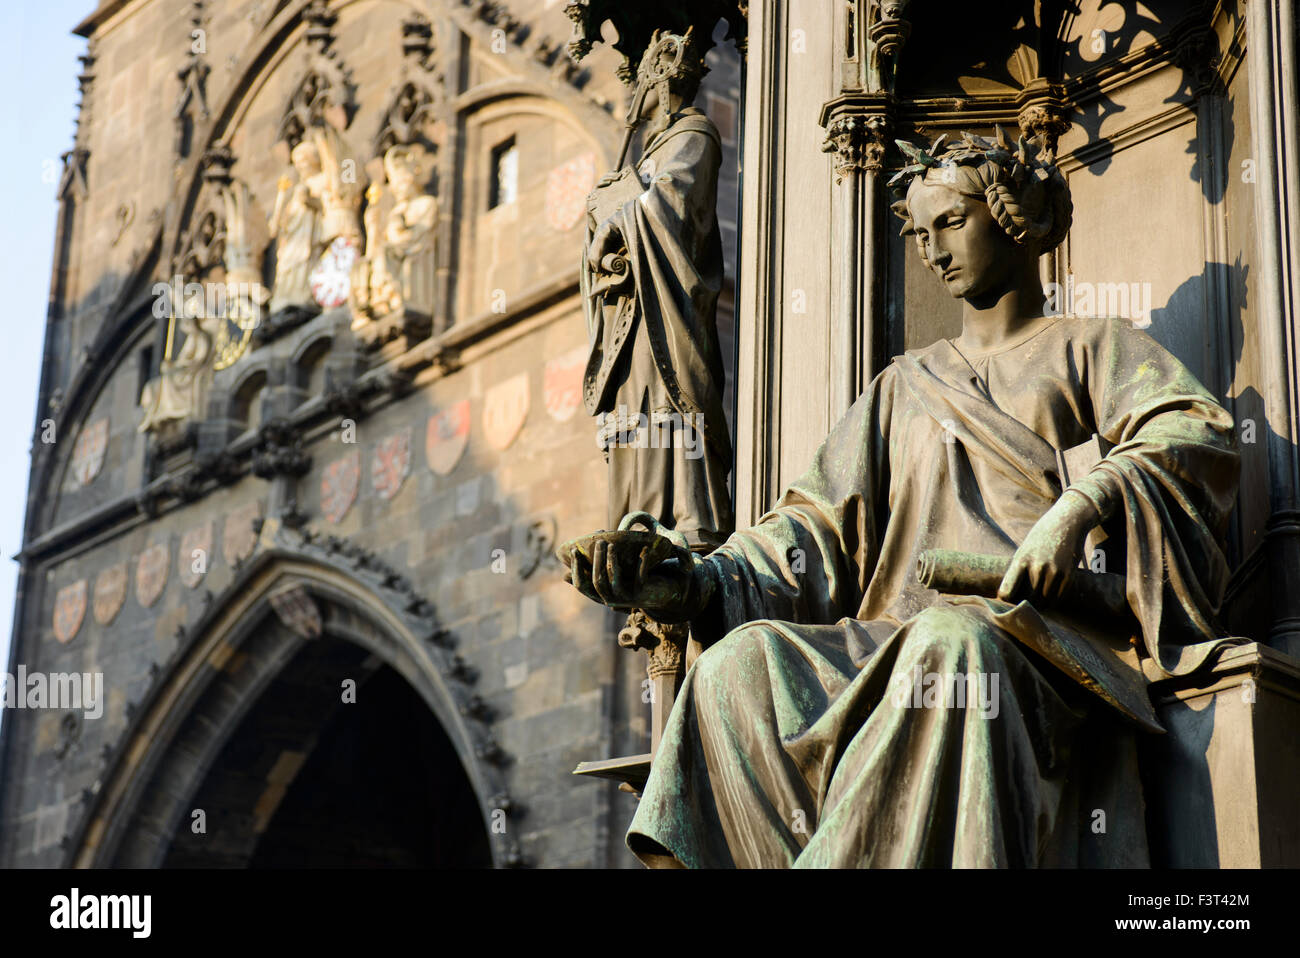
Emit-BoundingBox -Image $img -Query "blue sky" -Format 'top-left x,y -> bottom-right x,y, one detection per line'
0,2 -> 89,719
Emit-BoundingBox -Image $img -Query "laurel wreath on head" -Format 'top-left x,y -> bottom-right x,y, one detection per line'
889,126 -> 1073,256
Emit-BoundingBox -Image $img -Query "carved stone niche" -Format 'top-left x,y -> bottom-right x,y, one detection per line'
348,13 -> 446,354
277,2 -> 356,147
374,83 -> 441,159
348,142 -> 438,354
142,146 -> 268,443
263,2 -> 360,333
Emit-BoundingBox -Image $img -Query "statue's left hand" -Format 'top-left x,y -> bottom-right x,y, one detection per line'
997,491 -> 1098,606
587,219 -> 623,272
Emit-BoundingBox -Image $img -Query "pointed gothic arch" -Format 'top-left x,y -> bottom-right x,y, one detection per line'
67,539 -> 516,867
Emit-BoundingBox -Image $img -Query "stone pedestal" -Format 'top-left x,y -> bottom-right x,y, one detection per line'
1143,643 -> 1300,867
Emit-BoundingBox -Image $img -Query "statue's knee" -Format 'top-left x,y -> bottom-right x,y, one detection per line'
691,622 -> 772,689
902,605 -> 1006,669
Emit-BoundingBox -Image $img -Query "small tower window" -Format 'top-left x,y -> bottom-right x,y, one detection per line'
489,136 -> 518,209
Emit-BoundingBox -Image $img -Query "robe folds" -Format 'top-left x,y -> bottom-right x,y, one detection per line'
626,315 -> 1241,868
581,108 -> 734,547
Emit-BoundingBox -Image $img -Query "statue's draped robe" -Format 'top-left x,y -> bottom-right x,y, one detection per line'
581,107 -> 734,547
385,195 -> 436,317
137,319 -> 216,433
627,316 -> 1239,868
270,185 -> 320,313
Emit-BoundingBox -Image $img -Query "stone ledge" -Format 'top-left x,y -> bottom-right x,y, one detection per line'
1148,641 -> 1300,704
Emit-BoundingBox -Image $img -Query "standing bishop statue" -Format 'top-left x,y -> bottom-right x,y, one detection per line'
581,29 -> 734,551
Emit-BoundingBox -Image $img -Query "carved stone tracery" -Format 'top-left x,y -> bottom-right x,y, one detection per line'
174,1 -> 212,159
276,2 -> 356,148
562,0 -> 747,82
374,82 -> 442,158
374,14 -> 444,156
867,0 -> 912,82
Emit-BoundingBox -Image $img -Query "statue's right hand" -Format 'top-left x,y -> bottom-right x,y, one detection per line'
557,526 -> 713,624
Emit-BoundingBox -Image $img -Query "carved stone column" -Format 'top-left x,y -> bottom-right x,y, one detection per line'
820,100 -> 891,420
1246,0 -> 1300,654
617,610 -> 690,753
817,0 -> 910,423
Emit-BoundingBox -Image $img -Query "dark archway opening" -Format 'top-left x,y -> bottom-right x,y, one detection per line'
249,663 -> 493,868
163,636 -> 492,868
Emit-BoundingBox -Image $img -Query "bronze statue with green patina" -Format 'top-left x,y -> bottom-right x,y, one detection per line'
561,130 -> 1241,867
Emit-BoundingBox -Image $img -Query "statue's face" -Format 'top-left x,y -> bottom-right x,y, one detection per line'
291,143 -> 321,179
640,84 -> 667,138
384,151 -> 420,197
907,182 -> 1024,301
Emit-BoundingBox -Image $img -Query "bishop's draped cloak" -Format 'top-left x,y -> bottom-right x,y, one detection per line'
627,315 -> 1240,868
581,107 -> 734,548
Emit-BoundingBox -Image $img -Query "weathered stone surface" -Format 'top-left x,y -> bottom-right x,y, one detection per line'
6,0 -> 733,870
